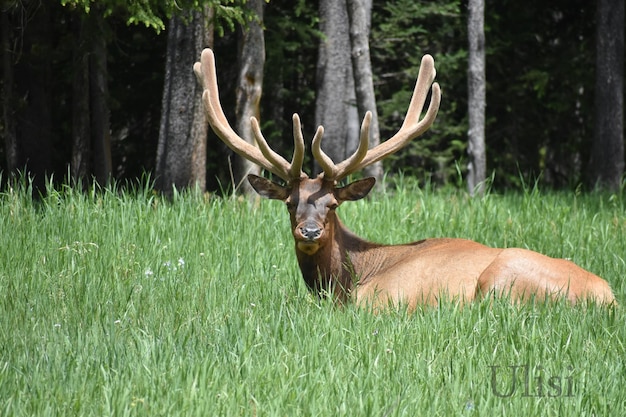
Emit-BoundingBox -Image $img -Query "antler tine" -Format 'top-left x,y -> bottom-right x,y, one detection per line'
310,125 -> 332,178
290,114 -> 306,179
335,111 -> 372,176
251,114 -> 306,180
194,48 -> 295,181
400,54 -> 437,129
312,112 -> 371,181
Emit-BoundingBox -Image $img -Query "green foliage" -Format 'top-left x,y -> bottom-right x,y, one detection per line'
367,0 -> 604,189
60,0 -> 250,33
261,0 -> 321,163
61,0 -> 167,31
371,0 -> 468,185
0,179 -> 624,415
484,0 -> 596,188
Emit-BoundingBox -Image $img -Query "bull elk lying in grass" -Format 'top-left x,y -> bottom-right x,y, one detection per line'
194,48 -> 616,310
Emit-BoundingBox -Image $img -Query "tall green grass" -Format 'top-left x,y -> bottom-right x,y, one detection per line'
0,179 -> 624,416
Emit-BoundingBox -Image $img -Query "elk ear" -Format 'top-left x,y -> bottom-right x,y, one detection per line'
247,174 -> 290,201
335,177 -> 376,202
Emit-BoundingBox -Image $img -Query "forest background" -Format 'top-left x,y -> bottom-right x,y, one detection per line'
0,0 -> 624,194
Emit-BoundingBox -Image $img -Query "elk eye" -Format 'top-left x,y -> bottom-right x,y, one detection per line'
285,202 -> 296,210
328,202 -> 339,210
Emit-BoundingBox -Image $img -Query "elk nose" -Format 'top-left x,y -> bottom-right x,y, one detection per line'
300,224 -> 322,240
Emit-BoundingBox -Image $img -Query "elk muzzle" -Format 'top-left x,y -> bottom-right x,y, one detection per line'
295,221 -> 324,255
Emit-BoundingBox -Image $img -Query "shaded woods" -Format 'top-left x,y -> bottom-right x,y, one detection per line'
0,0 -> 623,194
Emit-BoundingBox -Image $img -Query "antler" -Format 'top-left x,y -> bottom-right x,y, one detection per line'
195,49 -> 440,183
193,48 -> 305,182
314,54 -> 441,181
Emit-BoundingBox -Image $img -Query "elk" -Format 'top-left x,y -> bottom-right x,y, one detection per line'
194,48 -> 616,310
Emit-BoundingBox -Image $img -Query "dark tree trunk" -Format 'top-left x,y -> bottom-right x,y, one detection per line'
346,0 -> 381,183
155,8 -> 211,195
71,16 -> 91,185
467,0 -> 486,196
1,8 -> 17,177
9,2 -> 53,193
315,0 -> 359,175
589,0 -> 624,191
235,0 -> 265,194
70,9 -> 112,187
89,16 -> 112,186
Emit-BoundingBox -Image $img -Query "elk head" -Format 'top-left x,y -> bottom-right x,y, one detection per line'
193,48 -> 440,252
247,174 -> 376,256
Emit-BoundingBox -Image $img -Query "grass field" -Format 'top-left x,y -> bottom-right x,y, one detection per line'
0,178 -> 624,416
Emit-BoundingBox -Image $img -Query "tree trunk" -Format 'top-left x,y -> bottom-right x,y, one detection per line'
155,8 -> 211,195
1,8 -> 17,177
9,2 -> 53,193
89,14 -> 112,186
235,0 -> 265,194
589,0 -> 624,191
315,0 -> 359,176
71,14 -> 91,186
467,0 -> 486,196
346,0 -> 382,183
70,9 -> 112,188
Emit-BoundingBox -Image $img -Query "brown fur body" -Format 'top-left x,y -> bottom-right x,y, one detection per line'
250,175 -> 616,309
